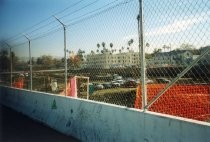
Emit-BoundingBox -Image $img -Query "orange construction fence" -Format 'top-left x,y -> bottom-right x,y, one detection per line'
135,84 -> 210,121
12,78 -> 24,89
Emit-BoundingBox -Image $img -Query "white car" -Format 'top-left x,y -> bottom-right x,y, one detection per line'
111,81 -> 120,87
95,84 -> 104,90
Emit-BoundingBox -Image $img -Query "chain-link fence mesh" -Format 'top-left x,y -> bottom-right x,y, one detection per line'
0,0 -> 209,122
136,0 -> 210,122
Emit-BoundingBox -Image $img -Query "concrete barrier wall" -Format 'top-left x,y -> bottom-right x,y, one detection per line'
0,86 -> 210,142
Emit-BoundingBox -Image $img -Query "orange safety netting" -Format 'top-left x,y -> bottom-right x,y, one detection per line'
12,78 -> 24,89
135,84 -> 210,121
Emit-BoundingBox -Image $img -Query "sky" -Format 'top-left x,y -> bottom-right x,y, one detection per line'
0,0 -> 209,58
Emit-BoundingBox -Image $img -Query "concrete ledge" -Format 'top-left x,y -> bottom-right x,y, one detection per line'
0,86 -> 210,142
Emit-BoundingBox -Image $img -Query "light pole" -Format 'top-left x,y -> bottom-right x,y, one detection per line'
138,0 -> 147,110
53,15 -> 67,96
23,34 -> 32,91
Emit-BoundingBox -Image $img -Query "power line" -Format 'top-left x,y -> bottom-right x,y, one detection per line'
59,0 -> 99,19
64,0 -> 119,24
7,0 -> 100,43
68,0 -> 133,26
28,0 -> 99,36
6,0 -> 133,48
5,0 -> 85,42
32,0 -> 131,41
54,0 -> 85,16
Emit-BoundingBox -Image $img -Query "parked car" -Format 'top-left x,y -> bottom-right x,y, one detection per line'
111,81 -> 120,88
95,84 -> 104,90
102,82 -> 112,89
116,79 -> 125,86
146,79 -> 154,84
156,78 -> 170,83
123,80 -> 137,88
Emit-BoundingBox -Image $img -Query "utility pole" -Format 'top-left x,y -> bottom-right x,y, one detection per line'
23,34 -> 32,91
53,15 -> 67,96
138,0 -> 147,110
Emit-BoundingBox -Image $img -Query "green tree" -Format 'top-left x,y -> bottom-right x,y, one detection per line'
152,48 -> 162,56
0,49 -> 10,71
68,49 -> 85,68
10,51 -> 19,70
180,43 -> 196,50
97,43 -> 100,49
128,39 -> 134,46
128,39 -> 134,51
36,55 -> 54,69
110,43 -> 113,49
102,42 -> 105,49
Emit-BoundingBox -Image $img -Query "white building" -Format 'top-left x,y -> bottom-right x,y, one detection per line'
147,50 -> 200,67
86,50 -> 140,69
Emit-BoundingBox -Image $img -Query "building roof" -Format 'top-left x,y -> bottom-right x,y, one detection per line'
155,49 -> 200,57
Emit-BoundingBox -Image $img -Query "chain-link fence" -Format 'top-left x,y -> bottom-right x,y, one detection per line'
0,0 -> 209,122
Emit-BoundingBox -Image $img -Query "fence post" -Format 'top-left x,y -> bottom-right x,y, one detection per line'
138,0 -> 147,111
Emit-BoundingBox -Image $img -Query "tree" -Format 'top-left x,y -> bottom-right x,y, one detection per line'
68,55 -> 81,68
91,50 -> 94,54
102,42 -> 105,49
36,55 -> 54,69
127,47 -> 129,51
153,48 -> 162,54
77,49 -> 85,62
162,45 -> 167,52
68,49 -> 85,68
0,49 -> 10,71
97,43 -> 100,48
110,43 -> 113,49
121,46 -> 124,52
10,51 -> 19,70
180,43 -> 196,50
128,39 -> 134,46
128,39 -> 134,51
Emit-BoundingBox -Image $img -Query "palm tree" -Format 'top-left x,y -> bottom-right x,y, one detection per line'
119,49 -> 122,53
91,50 -> 94,54
97,43 -> 100,49
128,39 -> 134,51
153,48 -> 162,55
96,43 -> 100,54
121,46 -> 124,53
128,39 -> 134,46
127,47 -> 129,51
102,42 -> 105,49
162,45 -> 167,52
110,43 -> 113,49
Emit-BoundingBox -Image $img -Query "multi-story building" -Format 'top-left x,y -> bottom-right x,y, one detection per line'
147,50 -> 200,67
86,48 -> 202,69
86,50 -> 140,69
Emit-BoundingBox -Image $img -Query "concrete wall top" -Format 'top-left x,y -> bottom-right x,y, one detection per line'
0,86 -> 210,142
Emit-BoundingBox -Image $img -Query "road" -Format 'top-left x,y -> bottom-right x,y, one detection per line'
0,105 -> 80,142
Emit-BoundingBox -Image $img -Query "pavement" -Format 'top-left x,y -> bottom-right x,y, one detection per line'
0,105 -> 80,142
